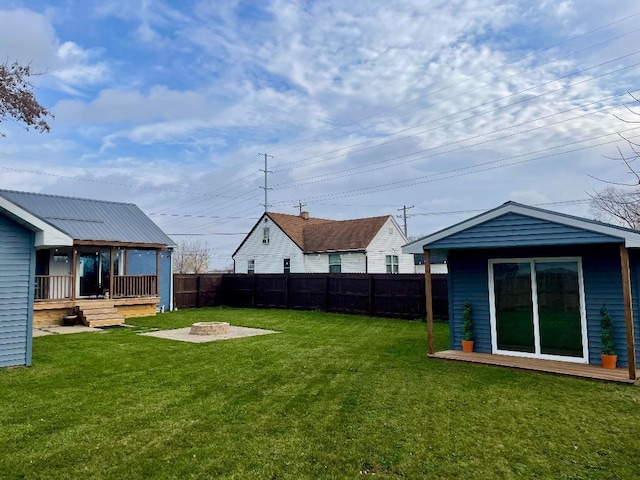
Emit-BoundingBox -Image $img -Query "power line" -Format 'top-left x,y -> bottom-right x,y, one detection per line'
264,11 -> 640,169
212,22 -> 637,196
272,91 -> 637,190
271,51 -> 640,180
287,127 -> 640,203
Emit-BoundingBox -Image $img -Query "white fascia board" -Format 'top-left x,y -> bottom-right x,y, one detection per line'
402,202 -> 640,252
0,197 -> 73,247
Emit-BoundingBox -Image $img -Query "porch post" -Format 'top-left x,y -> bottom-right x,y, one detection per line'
619,244 -> 637,380
156,250 -> 161,297
109,248 -> 115,298
424,249 -> 434,355
71,247 -> 77,300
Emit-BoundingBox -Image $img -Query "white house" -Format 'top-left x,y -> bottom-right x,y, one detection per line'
233,211 -> 415,274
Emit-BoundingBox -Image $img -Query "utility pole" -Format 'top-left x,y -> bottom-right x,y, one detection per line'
294,200 -> 307,215
259,153 -> 273,212
397,205 -> 414,237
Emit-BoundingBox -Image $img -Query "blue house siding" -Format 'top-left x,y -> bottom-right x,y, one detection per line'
428,213 -> 621,250
448,250 -> 491,352
0,213 -> 35,367
127,249 -> 172,311
445,244 -> 634,366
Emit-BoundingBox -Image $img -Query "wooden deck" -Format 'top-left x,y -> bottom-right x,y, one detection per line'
431,350 -> 637,384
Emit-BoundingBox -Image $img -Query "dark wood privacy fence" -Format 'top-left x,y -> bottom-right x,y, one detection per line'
174,273 -> 448,321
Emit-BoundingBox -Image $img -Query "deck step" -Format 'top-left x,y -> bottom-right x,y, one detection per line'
87,318 -> 125,328
77,301 -> 124,328
79,307 -> 119,315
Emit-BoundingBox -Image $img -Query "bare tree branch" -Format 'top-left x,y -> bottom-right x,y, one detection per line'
0,61 -> 53,137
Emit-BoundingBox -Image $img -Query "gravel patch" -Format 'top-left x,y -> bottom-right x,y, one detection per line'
139,325 -> 278,343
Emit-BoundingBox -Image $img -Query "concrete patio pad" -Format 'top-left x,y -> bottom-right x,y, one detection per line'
34,325 -> 107,336
139,325 -> 278,343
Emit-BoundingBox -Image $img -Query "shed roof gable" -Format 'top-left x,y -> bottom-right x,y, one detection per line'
403,202 -> 640,253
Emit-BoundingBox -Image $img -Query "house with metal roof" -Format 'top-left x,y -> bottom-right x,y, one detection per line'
403,201 -> 640,383
233,211 -> 414,274
0,190 -> 175,363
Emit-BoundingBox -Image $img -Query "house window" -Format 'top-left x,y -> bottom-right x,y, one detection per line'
488,257 -> 588,363
247,259 -> 255,274
284,258 -> 290,274
386,255 -> 399,273
262,228 -> 270,244
329,254 -> 341,273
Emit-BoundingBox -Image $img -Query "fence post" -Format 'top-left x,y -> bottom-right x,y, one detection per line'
196,275 -> 201,308
284,274 -> 290,310
368,276 -> 374,316
324,275 -> 330,312
251,274 -> 257,308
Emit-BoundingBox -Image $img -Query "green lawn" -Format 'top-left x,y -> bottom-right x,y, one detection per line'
1,308 -> 639,479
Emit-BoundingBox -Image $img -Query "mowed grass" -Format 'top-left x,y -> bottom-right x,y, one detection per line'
1,308 -> 639,479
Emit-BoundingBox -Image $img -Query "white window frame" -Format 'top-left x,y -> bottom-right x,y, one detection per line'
262,227 -> 270,244
247,259 -> 255,274
386,255 -> 399,274
329,254 -> 341,273
487,256 -> 589,364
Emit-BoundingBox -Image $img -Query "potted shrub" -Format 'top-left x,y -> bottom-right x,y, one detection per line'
600,305 -> 617,369
461,300 -> 474,353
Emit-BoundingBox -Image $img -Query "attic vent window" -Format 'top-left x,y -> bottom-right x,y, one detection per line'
389,228 -> 394,235
263,227 -> 270,244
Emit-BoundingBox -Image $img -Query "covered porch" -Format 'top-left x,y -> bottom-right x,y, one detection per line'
33,241 -> 166,327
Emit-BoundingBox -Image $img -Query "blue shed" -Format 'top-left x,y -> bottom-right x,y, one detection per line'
0,196 -> 75,367
403,202 -> 640,382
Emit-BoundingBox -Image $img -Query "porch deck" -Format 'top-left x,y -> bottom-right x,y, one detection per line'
431,350 -> 636,384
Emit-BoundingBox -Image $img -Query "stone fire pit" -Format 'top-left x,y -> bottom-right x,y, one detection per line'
189,321 -> 230,336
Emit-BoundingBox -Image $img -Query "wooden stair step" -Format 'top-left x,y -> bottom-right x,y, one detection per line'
82,308 -> 119,316
87,319 -> 125,327
82,312 -> 124,321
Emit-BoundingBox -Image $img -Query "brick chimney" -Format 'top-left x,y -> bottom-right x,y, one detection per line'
300,211 -> 309,220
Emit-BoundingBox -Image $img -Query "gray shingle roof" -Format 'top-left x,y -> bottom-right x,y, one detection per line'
0,189 -> 175,246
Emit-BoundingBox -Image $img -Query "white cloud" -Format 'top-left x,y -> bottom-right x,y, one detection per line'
0,8 -> 108,93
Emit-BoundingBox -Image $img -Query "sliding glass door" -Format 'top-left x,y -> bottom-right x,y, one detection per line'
489,258 -> 587,362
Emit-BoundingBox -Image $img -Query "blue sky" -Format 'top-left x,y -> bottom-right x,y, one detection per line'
1,1 -> 640,268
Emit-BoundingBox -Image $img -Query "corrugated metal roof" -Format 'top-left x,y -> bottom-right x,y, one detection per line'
0,189 -> 175,246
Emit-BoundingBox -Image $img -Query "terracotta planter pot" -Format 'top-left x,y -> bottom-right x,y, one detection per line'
461,340 -> 474,353
601,354 -> 617,369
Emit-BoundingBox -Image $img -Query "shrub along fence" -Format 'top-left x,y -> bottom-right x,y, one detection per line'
174,273 -> 448,321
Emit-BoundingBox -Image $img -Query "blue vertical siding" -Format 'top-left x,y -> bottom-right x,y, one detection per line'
127,249 -> 172,311
0,213 -> 34,367
581,245 -> 627,366
445,244 -> 632,366
448,250 -> 491,353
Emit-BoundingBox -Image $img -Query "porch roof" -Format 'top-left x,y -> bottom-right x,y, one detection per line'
0,190 -> 175,248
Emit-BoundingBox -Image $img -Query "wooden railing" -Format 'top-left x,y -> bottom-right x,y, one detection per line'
112,275 -> 158,298
35,275 -> 73,300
